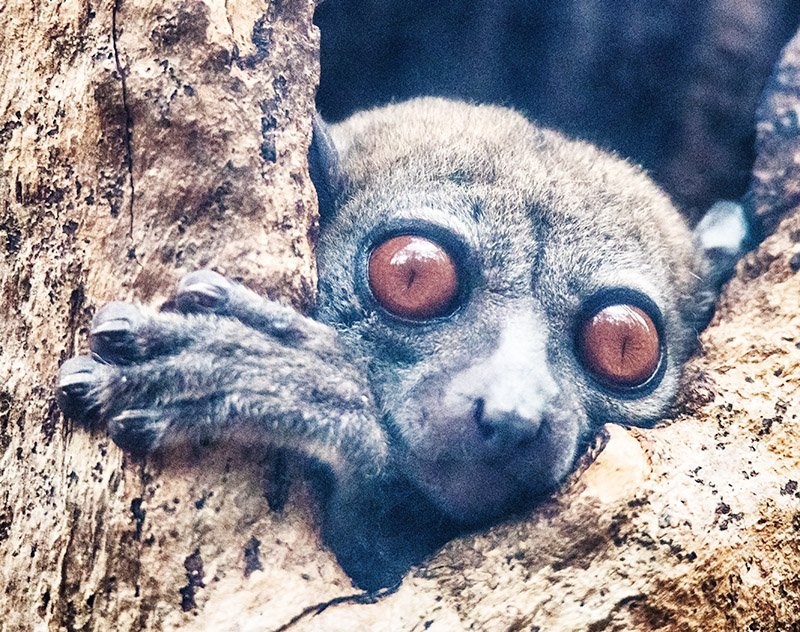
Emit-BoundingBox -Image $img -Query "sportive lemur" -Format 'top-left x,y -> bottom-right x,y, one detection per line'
56,98 -> 749,590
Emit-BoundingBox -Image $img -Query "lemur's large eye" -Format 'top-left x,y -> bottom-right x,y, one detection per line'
578,304 -> 660,387
368,235 -> 458,319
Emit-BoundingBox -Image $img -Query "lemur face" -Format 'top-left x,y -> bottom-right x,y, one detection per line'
314,98 -> 715,521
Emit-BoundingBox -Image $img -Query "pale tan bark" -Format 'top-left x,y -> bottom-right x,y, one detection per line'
1,3 -> 799,631
0,1 -> 350,630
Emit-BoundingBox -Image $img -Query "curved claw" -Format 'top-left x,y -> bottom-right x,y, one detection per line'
89,302 -> 143,364
175,270 -> 232,313
108,409 -> 167,455
57,355 -> 101,420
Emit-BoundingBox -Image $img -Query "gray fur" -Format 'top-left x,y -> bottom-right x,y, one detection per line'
57,98 -> 742,590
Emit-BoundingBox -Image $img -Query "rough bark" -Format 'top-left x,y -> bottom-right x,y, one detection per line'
0,1 -> 335,630
2,3 -> 800,632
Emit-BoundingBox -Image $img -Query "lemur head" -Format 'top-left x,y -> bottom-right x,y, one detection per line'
311,98 -> 746,523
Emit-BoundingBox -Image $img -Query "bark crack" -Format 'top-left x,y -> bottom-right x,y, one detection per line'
55,505 -> 79,627
111,0 -> 136,239
269,585 -> 398,632
224,0 -> 236,44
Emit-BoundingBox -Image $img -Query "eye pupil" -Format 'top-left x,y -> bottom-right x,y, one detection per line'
368,235 -> 458,319
579,304 -> 660,387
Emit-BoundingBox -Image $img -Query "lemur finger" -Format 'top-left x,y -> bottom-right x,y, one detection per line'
89,302 -> 145,364
89,300 -> 226,364
175,270 -> 232,312
174,269 -> 312,340
57,355 -> 106,421
108,409 -> 168,455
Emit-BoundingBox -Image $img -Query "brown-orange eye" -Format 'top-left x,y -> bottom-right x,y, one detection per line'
578,304 -> 660,387
368,235 -> 459,320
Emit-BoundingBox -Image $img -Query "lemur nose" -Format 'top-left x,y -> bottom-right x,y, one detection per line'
473,397 -> 541,456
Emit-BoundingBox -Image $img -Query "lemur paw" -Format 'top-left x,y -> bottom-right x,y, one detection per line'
56,271 -> 341,455
57,301 -> 170,453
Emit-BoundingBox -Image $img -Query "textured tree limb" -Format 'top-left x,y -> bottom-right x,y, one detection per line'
0,1 -> 339,630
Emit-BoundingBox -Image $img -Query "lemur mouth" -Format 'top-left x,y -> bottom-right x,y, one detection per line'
406,446 -> 557,524
395,370 -> 577,522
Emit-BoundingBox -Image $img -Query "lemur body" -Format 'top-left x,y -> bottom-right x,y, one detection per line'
57,98 -> 746,589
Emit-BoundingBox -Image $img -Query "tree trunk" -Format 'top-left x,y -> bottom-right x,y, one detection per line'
0,1 -> 347,630
2,3 -> 800,631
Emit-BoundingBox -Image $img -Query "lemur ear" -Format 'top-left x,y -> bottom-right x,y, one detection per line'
694,200 -> 755,288
688,199 -> 756,328
309,114 -> 342,220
